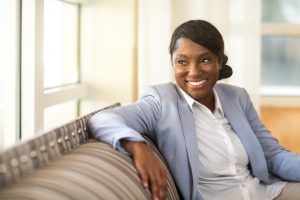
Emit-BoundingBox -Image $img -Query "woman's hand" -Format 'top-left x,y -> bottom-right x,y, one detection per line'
121,140 -> 167,200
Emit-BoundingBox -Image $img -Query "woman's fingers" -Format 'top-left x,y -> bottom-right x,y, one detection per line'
136,163 -> 149,189
158,171 -> 167,200
150,165 -> 167,200
131,143 -> 167,200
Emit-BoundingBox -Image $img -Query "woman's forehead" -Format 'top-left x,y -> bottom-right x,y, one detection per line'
173,38 -> 212,56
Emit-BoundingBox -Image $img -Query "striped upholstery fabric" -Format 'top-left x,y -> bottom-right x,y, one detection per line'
0,103 -> 180,200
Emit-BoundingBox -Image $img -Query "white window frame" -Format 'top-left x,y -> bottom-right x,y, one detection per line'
260,22 -> 300,107
0,0 -> 21,148
21,0 -> 88,139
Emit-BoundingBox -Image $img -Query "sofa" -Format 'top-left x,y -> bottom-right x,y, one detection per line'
0,103 -> 180,200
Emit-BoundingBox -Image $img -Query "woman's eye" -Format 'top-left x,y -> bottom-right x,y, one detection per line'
178,60 -> 187,65
202,57 -> 211,63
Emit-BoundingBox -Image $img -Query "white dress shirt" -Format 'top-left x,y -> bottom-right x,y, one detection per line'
179,87 -> 286,200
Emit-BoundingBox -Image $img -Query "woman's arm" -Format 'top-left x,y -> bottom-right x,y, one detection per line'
88,89 -> 162,153
88,86 -> 167,200
242,89 -> 300,181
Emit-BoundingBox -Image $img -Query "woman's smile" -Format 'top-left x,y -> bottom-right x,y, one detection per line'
186,79 -> 208,88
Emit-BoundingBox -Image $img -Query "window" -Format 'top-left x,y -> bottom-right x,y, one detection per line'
0,0 -> 87,149
44,100 -> 78,130
0,0 -> 20,149
43,0 -> 81,129
261,0 -> 300,97
44,0 -> 79,89
0,0 -> 5,149
21,0 -> 87,140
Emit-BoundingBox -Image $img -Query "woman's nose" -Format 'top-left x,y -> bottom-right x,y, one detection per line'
189,63 -> 202,76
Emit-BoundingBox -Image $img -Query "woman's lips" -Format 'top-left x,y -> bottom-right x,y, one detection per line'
186,79 -> 207,88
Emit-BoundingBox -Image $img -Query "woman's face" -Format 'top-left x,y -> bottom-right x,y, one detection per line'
172,37 -> 220,106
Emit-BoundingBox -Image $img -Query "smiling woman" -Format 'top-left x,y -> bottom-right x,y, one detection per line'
88,19 -> 300,200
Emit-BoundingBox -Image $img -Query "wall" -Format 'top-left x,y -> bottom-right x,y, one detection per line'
138,0 -> 173,93
80,0 -> 136,113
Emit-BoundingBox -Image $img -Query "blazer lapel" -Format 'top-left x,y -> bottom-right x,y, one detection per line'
215,86 -> 269,183
176,90 -> 200,199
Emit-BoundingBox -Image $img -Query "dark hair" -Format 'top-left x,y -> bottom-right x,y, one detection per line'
169,20 -> 232,80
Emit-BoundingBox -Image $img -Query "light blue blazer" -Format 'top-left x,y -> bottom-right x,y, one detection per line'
88,82 -> 300,200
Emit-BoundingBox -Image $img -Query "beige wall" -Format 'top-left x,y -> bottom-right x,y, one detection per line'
80,0 -> 136,113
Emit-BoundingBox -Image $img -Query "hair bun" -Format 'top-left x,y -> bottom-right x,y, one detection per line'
218,65 -> 233,80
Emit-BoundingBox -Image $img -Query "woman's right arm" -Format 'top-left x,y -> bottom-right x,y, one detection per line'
88,92 -> 161,153
88,90 -> 167,200
88,112 -> 146,153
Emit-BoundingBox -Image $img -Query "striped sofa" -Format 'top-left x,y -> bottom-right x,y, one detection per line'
0,103 -> 180,200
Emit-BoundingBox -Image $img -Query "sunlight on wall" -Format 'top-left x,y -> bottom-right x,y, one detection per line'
80,0 -> 136,113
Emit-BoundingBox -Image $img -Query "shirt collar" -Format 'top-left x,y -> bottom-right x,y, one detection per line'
176,84 -> 224,116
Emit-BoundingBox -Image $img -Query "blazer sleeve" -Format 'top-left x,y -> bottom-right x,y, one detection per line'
88,86 -> 162,153
241,89 -> 300,181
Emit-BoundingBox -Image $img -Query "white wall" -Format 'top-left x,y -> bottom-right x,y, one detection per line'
138,0 -> 173,93
80,0 -> 136,113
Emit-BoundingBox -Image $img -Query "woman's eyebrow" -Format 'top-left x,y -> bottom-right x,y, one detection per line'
174,51 -> 213,59
198,52 -> 213,57
175,54 -> 187,57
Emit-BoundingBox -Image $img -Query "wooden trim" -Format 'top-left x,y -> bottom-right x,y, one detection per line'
132,0 -> 138,101
262,22 -> 300,36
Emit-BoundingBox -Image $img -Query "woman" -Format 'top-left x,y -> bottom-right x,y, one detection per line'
88,20 -> 300,200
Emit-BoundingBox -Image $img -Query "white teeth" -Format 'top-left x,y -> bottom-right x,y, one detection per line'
188,80 -> 207,86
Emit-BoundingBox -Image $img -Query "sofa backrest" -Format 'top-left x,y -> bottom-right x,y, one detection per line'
0,103 -> 120,187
